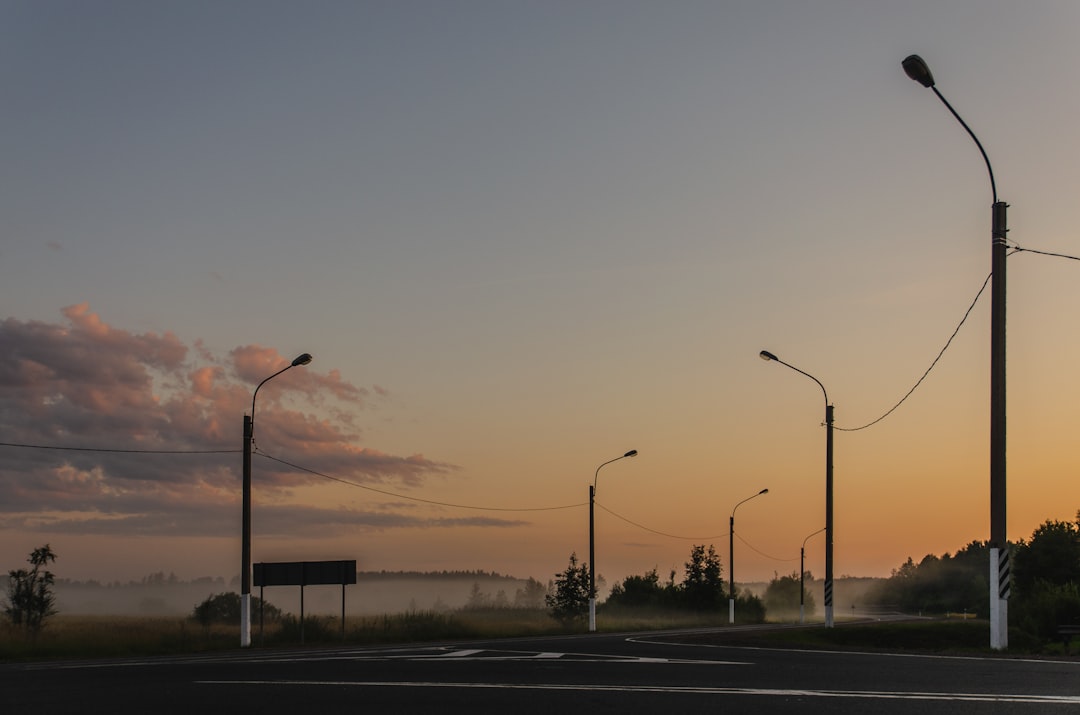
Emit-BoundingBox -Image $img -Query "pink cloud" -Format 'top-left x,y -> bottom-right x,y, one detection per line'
0,306 -> 466,540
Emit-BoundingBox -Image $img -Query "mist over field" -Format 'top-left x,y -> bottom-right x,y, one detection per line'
53,571 -> 541,617
49,570 -> 885,620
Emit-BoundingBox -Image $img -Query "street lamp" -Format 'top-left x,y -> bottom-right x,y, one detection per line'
241,352 -> 312,648
801,526 -> 825,625
759,349 -> 835,627
902,54 -> 1009,650
589,449 -> 638,633
729,488 -> 768,624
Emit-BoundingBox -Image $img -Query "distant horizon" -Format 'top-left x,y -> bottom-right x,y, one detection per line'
45,563 -> 884,619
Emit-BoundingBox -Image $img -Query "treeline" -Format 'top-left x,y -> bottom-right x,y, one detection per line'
549,545 -> 766,625
864,511 -> 1080,639
362,569 -> 523,581
57,573 -> 228,590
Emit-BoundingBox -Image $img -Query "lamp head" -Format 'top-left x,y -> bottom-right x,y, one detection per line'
902,55 -> 935,88
759,350 -> 778,362
759,488 -> 769,495
291,353 -> 313,367
624,449 -> 638,458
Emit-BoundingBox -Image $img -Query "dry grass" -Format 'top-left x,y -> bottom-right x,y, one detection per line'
0,608 -> 746,661
0,614 -> 238,660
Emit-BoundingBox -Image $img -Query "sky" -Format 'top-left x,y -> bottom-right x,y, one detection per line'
2,1 -> 1079,594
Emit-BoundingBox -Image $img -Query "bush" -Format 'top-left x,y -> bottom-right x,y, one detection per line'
191,592 -> 282,626
4,545 -> 59,636
735,592 -> 766,623
764,571 -> 815,619
1011,580 -> 1080,641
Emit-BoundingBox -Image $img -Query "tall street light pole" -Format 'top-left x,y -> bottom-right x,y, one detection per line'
729,488 -> 768,624
589,449 -> 638,633
902,54 -> 1009,650
760,349 -> 835,627
241,352 -> 312,648
801,526 -> 825,625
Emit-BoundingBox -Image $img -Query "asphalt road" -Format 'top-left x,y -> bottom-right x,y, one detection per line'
3,626 -> 1078,714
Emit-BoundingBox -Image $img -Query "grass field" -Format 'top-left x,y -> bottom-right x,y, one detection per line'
0,610 -> 1070,662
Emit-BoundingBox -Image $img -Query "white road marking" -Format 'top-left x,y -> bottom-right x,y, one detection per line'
197,680 -> 1080,704
238,648 -> 749,665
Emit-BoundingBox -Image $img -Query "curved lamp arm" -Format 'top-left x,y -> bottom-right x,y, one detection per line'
731,488 -> 769,519
759,350 -> 829,407
593,449 -> 638,491
902,54 -> 997,203
250,353 -> 313,439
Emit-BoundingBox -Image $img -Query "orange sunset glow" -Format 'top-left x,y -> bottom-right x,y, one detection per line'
2,3 -> 1078,605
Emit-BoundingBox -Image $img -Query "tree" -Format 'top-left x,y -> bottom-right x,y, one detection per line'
681,544 -> 725,609
607,568 -> 669,608
545,552 -> 590,626
1010,514 -> 1080,640
1013,515 -> 1080,593
513,577 -> 547,609
4,544 -> 58,635
464,582 -> 491,610
764,571 -> 815,618
866,543 -> 988,616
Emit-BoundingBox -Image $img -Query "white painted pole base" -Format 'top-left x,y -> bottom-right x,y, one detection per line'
240,593 -> 252,647
825,605 -> 834,628
728,597 -> 735,624
990,547 -> 1008,650
588,597 -> 596,632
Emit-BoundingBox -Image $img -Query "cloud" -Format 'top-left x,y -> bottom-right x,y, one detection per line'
0,305 -> 464,538
0,502 -> 527,539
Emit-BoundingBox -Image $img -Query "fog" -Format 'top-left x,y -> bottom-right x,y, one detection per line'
52,571 -> 885,620
54,572 -> 540,617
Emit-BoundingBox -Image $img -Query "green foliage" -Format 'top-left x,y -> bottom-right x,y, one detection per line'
681,544 -> 725,609
605,545 -> 765,623
191,592 -> 282,626
1011,580 -> 1080,641
545,552 -> 590,626
1012,514 -> 1080,594
865,541 -> 988,616
607,568 -> 671,608
4,544 -> 59,635
764,571 -> 815,618
866,513 -> 1080,647
734,591 -> 766,622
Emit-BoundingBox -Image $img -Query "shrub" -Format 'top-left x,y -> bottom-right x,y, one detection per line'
1011,580 -> 1080,641
191,592 -> 282,626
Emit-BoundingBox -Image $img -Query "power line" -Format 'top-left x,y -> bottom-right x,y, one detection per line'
255,449 -> 585,513
0,441 -> 237,454
597,503 -> 798,564
837,271 -> 992,432
1010,244 -> 1080,262
595,502 -> 727,541
734,532 -> 799,563
838,242 -> 1080,432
